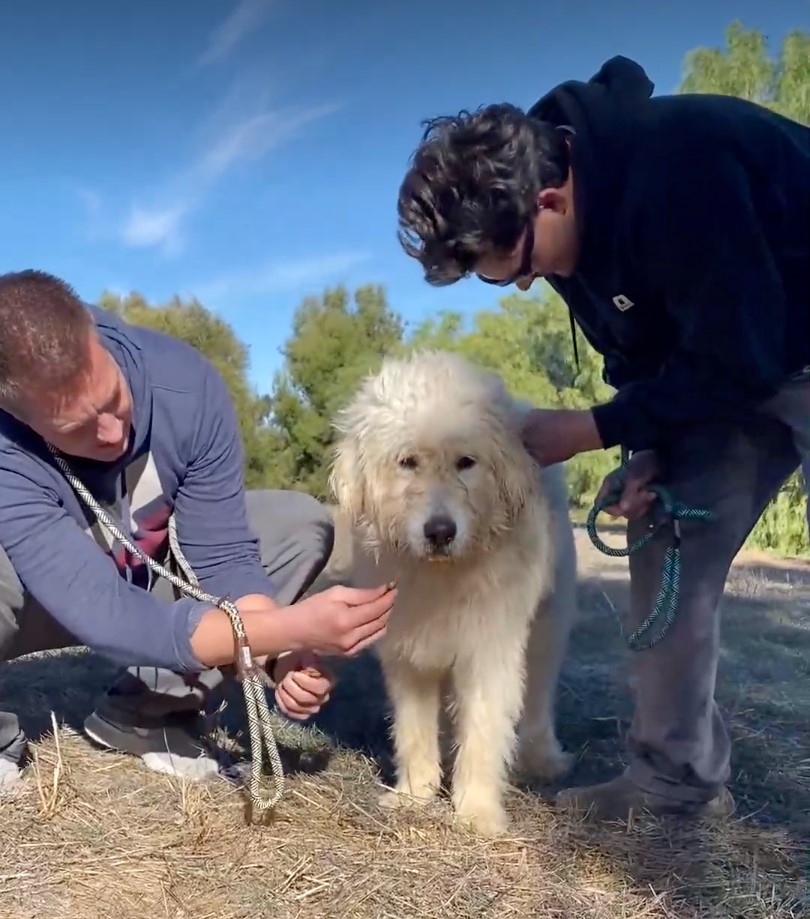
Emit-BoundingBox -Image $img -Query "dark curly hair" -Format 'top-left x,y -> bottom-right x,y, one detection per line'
397,104 -> 570,286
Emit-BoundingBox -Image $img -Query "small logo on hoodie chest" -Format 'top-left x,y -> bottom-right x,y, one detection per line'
612,294 -> 634,312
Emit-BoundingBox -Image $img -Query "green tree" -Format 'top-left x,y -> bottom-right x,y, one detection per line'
677,21 -> 810,555
679,20 -> 810,123
98,291 -> 280,489
267,284 -> 404,497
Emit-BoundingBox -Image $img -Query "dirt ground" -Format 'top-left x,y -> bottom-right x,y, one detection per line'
0,527 -> 808,919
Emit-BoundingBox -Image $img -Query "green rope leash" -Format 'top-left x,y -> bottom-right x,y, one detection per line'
586,447 -> 714,651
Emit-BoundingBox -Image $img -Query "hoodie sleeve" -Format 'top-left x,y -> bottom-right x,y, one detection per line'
0,452 -> 210,671
170,360 -> 277,602
590,140 -> 787,452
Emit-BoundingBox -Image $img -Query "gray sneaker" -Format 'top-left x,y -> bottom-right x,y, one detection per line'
0,729 -> 27,793
554,774 -> 736,822
83,693 -> 220,779
0,728 -> 28,766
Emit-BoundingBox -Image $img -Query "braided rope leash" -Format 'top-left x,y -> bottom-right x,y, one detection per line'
46,444 -> 285,821
586,447 -> 714,651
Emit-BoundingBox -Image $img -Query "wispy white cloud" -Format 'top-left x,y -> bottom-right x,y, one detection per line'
116,101 -> 339,256
77,2 -> 340,259
189,251 -> 371,304
120,203 -> 189,256
196,104 -> 340,182
199,0 -> 274,67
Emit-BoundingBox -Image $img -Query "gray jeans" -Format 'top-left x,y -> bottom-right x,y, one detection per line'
0,489 -> 334,754
624,381 -> 808,802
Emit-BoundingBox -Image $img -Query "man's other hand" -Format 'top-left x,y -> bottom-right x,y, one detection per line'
272,651 -> 336,721
596,449 -> 662,520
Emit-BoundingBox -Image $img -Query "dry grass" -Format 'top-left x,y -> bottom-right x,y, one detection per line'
1,530 -> 808,919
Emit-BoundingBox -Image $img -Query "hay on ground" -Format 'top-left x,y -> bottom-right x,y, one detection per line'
0,719 -> 806,919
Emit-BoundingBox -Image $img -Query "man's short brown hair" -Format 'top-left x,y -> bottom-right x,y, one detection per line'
0,270 -> 94,407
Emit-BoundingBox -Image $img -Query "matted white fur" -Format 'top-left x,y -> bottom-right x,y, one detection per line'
327,350 -> 578,836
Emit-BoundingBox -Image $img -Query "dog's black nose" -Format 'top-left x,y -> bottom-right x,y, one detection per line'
423,515 -> 457,546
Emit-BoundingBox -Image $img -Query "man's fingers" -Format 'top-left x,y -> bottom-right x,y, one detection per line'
290,670 -> 333,700
331,582 -> 397,606
276,683 -> 323,720
301,662 -> 337,688
619,490 -> 656,520
361,590 -> 398,619
597,470 -> 625,506
338,592 -> 397,634
599,481 -> 657,520
626,490 -> 657,521
342,614 -> 391,656
276,684 -> 307,718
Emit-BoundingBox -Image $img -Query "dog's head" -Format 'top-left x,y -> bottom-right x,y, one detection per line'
329,350 -> 538,562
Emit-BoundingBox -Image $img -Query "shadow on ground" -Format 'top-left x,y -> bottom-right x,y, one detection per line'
1,559 -> 808,917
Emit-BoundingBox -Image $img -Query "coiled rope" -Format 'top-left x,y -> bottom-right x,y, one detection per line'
586,447 -> 714,650
46,443 -> 285,821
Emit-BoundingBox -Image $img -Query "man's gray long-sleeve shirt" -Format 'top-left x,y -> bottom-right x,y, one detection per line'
0,305 -> 276,671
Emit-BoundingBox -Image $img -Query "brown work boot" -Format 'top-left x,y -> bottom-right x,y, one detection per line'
554,774 -> 735,822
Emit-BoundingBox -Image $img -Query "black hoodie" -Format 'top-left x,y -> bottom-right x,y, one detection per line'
527,56 -> 810,452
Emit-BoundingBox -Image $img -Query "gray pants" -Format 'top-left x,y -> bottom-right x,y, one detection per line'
624,381 -> 808,802
0,489 -> 334,754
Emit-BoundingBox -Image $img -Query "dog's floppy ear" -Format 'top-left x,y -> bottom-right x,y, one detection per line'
494,444 -> 534,523
328,421 -> 367,523
489,393 -> 537,523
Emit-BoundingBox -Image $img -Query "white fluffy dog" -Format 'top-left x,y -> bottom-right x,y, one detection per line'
327,350 -> 578,836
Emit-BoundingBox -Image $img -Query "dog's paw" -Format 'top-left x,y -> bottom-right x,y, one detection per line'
514,747 -> 575,783
378,785 -> 436,811
453,799 -> 509,837
514,731 -> 576,784
451,782 -> 510,837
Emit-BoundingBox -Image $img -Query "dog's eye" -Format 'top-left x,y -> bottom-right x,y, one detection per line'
456,456 -> 476,471
399,455 -> 419,470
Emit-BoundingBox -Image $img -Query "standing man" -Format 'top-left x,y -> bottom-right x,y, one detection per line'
395,56 -> 810,820
0,270 -> 396,791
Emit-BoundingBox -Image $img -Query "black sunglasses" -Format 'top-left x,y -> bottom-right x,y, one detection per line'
475,215 -> 536,287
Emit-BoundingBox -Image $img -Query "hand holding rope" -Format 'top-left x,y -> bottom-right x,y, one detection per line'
586,446 -> 714,650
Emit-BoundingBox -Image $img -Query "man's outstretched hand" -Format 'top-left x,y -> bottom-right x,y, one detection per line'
521,408 -> 603,466
191,583 -> 396,670
293,582 -> 397,657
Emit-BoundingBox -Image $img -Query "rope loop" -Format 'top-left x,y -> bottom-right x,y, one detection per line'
586,448 -> 714,651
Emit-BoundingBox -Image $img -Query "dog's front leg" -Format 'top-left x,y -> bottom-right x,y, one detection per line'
449,622 -> 529,836
379,657 -> 443,809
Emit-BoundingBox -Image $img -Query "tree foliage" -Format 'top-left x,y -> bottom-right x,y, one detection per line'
679,20 -> 810,123
104,20 -> 809,556
98,291 -> 280,489
264,284 -> 404,497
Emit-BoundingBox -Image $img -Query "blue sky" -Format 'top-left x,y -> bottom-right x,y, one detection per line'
1,0 -> 806,392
